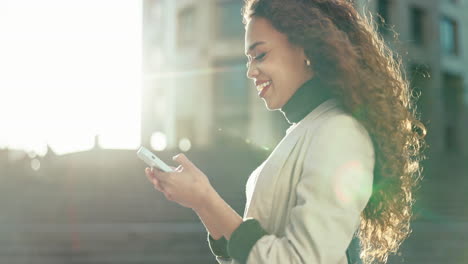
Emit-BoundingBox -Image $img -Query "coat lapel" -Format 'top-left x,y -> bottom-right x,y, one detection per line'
244,99 -> 340,228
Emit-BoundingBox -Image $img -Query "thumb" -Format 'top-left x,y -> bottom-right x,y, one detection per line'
172,153 -> 195,170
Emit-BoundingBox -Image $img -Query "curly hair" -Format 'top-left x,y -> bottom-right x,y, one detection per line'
242,0 -> 427,263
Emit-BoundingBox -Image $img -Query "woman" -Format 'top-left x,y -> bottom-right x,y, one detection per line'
144,0 -> 426,263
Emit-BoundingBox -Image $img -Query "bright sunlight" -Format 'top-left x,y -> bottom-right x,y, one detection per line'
0,0 -> 142,156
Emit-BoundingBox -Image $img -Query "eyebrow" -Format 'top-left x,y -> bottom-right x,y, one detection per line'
245,41 -> 266,56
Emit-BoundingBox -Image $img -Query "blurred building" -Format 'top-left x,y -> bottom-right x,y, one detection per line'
142,0 -> 288,152
355,0 -> 468,158
143,0 -> 468,157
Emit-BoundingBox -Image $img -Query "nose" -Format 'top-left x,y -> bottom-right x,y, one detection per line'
246,62 -> 259,79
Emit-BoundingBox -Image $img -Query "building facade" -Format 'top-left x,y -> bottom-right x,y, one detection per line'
143,0 -> 468,157
355,0 -> 468,157
143,0 -> 287,152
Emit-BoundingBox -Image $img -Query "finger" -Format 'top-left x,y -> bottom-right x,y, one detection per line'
145,167 -> 155,182
172,153 -> 195,170
146,168 -> 165,191
148,167 -> 158,176
168,165 -> 182,172
153,168 -> 172,182
153,179 -> 164,192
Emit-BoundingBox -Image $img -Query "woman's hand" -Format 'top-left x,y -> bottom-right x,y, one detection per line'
144,153 -> 214,211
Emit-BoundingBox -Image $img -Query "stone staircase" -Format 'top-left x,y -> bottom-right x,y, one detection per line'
388,221 -> 468,264
0,222 -> 217,264
1,148 -> 466,263
387,153 -> 468,264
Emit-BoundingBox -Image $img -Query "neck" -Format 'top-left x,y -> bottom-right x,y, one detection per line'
280,76 -> 333,124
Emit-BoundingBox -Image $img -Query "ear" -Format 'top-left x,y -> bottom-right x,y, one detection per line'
294,45 -> 315,76
302,54 -> 315,76
297,47 -> 311,65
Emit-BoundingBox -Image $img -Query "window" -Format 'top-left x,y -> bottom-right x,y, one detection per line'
143,0 -> 165,71
377,0 -> 391,34
178,5 -> 196,47
440,16 -> 459,55
410,6 -> 426,46
213,59 -> 250,138
442,73 -> 463,152
216,0 -> 244,39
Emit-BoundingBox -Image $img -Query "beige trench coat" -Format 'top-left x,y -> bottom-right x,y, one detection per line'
216,99 -> 375,264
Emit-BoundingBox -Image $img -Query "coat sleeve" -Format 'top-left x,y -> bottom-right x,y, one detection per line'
234,114 -> 375,264
207,233 -> 233,263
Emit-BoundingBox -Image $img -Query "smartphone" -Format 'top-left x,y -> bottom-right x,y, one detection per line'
136,146 -> 174,172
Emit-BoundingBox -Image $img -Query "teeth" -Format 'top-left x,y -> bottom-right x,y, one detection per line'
256,81 -> 271,92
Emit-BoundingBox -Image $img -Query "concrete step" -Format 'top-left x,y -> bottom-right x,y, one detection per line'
0,222 -> 216,264
388,221 -> 468,264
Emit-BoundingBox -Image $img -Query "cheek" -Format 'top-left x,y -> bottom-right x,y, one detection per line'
277,56 -> 310,89
261,54 -> 307,104
262,57 -> 287,84
272,55 -> 299,80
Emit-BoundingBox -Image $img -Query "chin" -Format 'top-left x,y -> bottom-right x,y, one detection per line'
263,99 -> 281,111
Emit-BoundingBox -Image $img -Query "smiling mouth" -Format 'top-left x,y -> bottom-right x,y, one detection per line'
256,80 -> 271,92
256,81 -> 272,97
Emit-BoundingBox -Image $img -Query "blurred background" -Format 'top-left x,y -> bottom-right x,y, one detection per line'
0,0 -> 467,263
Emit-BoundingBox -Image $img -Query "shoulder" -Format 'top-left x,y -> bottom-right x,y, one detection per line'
298,99 -> 367,133
316,111 -> 369,139
303,107 -> 374,159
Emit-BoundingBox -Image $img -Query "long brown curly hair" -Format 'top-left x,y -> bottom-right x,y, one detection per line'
242,0 -> 427,263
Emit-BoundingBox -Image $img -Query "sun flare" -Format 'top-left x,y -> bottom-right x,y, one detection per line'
0,0 -> 142,156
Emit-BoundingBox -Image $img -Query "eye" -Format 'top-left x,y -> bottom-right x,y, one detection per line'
254,52 -> 266,61
245,52 -> 267,68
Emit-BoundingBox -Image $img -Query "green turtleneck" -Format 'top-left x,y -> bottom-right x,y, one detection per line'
280,76 -> 334,124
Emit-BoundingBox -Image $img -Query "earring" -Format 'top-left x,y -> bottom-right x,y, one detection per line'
306,59 -> 311,66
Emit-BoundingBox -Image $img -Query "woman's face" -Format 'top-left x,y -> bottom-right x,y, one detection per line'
245,16 -> 313,110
